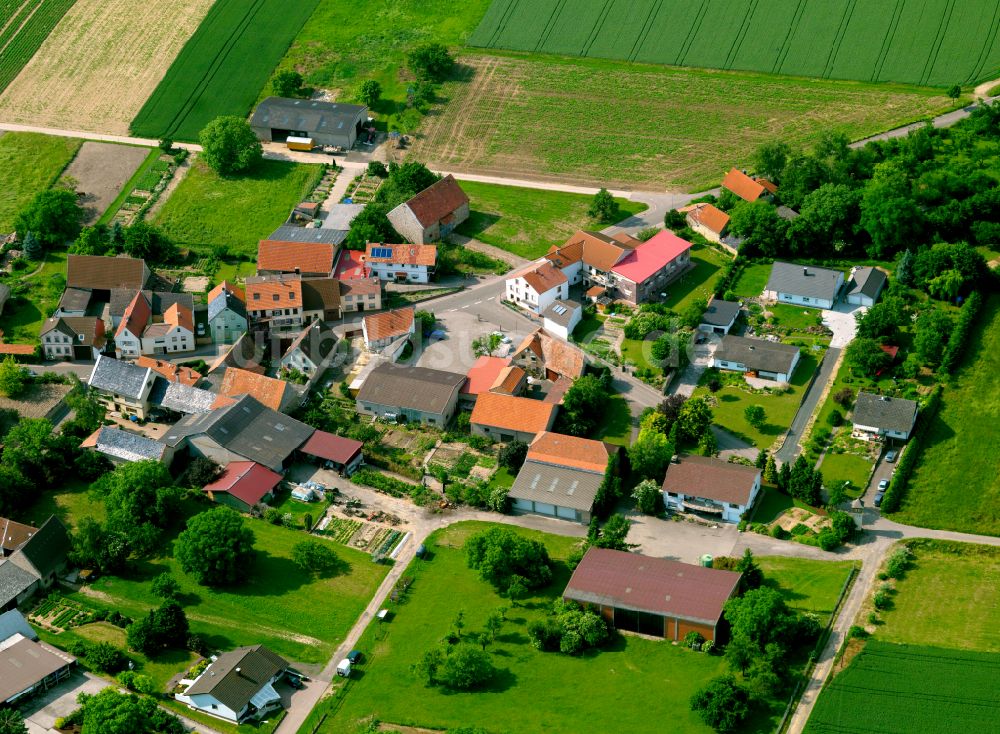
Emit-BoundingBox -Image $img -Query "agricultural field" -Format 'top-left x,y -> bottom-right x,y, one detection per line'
410,55 -> 954,190
890,296 -> 1000,535
805,641 -> 1000,734
470,0 -> 1000,87
0,0 -> 75,95
0,0 -> 214,134
61,142 -> 151,224
131,0 -> 322,141
151,158 -> 322,257
456,181 -> 646,259
0,131 -> 80,232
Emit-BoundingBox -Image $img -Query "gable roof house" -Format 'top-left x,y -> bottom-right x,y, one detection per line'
505,261 -> 568,314
66,254 -> 149,299
510,328 -> 586,382
699,299 -> 741,335
846,266 -> 888,307
356,363 -> 465,426
114,291 -> 152,358
764,262 -> 845,310
108,289 -> 193,329
176,644 -> 289,724
136,356 -> 202,387
257,238 -> 337,278
364,243 -> 437,284
0,519 -> 37,557
460,356 -> 525,405
202,462 -> 282,513
362,307 -> 415,353
208,332 -> 265,377
852,392 -> 919,441
608,229 -> 693,305
0,560 -> 40,612
339,276 -> 382,314
39,316 -> 106,361
280,320 -> 339,389
207,283 -> 248,344
8,516 -> 71,591
564,547 -> 741,642
148,378 -> 217,416
162,394 -> 314,473
508,432 -> 613,524
545,230 -> 638,293
682,202 -> 731,244
81,425 -> 172,466
661,455 -> 762,523
140,302 -> 195,356
713,335 -> 801,383
301,278 -> 342,322
386,174 -> 470,244
87,355 -> 157,419
251,96 -> 367,149
218,368 -> 298,413
54,287 -> 92,318
541,299 -> 583,341
0,611 -> 76,704
245,275 -> 304,334
470,393 -> 558,444
721,168 -> 774,202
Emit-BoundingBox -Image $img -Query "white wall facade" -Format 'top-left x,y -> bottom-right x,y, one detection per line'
662,473 -> 761,523
141,326 -> 194,355
369,261 -> 431,284
505,276 -> 567,314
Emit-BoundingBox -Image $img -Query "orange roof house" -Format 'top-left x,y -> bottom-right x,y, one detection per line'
491,365 -> 526,395
115,291 -> 151,340
135,357 -> 201,386
721,168 -> 772,202
163,302 -> 194,334
526,431 -> 612,474
511,328 -> 586,381
217,367 -> 296,412
682,203 -> 731,237
470,393 -> 557,442
362,307 -> 415,350
364,243 -> 438,267
245,275 -> 303,314
258,240 -> 336,277
462,356 -> 511,398
387,174 -> 471,244
208,281 -> 245,304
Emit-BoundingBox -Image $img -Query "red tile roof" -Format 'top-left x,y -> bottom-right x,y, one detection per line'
0,344 -> 36,356
513,261 -> 567,294
661,455 -> 761,506
219,367 -> 291,411
0,516 -> 37,553
163,302 -> 194,333
299,430 -> 363,465
611,230 -> 692,284
135,357 -> 201,386
258,240 -> 336,275
462,356 -> 510,396
334,250 -> 371,280
722,168 -> 767,202
116,291 -> 150,338
527,431 -> 610,474
685,203 -> 731,235
67,254 -> 146,291
401,175 -> 469,227
365,243 -> 437,267
470,393 -> 556,435
203,461 -> 281,507
208,281 -> 245,303
491,365 -> 525,395
363,307 -> 414,343
245,276 -> 302,308
564,547 -> 742,624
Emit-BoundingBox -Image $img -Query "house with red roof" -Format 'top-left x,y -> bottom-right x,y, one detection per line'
609,230 -> 692,305
387,174 -> 470,244
298,430 -> 363,476
721,167 -> 775,202
460,356 -> 524,406
202,462 -> 282,513
504,261 -> 568,314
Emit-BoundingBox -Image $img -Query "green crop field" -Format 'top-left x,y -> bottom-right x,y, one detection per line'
470,0 -> 1000,87
805,641 -> 1000,733
0,0 -> 76,94
130,0 -> 322,140
0,131 -> 81,231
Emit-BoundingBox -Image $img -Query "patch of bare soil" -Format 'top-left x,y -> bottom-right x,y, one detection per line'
62,142 -> 148,224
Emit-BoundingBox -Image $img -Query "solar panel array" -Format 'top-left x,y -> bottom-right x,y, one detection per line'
371,246 -> 394,259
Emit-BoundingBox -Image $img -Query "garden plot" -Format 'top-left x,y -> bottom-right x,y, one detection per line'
60,142 -> 149,224
0,0 -> 215,134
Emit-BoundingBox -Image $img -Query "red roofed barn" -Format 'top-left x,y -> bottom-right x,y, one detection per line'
202,461 -> 282,513
299,430 -> 363,475
387,174 -> 470,244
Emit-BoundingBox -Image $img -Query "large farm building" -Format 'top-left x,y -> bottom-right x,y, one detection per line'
250,97 -> 368,149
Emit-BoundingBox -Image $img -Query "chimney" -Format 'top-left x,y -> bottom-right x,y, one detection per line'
294,267 -> 301,275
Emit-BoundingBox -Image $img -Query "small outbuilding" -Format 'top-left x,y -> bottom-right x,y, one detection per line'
846,266 -> 888,307
699,299 -> 740,335
202,461 -> 282,513
251,97 -> 368,149
541,299 -> 582,341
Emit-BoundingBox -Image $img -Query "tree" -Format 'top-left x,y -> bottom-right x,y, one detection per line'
291,539 -> 343,577
88,642 -> 127,673
591,453 -> 622,520
557,375 -> 608,437
728,200 -> 787,258
677,397 -> 713,444
788,183 -> 860,255
680,297 -> 708,330
21,230 -> 42,260
735,549 -> 764,590
856,296 -> 908,342
724,634 -> 756,674
471,332 -> 503,357
15,188 -> 83,247
588,188 -> 619,223
752,141 -> 790,182
439,644 -> 495,690
97,460 -> 181,555
744,405 -> 766,430
690,676 -> 751,733
0,708 -> 27,734
1,417 -> 71,486
70,225 -> 111,256
896,248 -> 915,286
764,454 -> 778,484
593,513 -> 632,551
632,478 -> 663,515
62,384 -> 106,438
75,688 -> 184,734
407,43 -> 454,81
413,647 -> 445,685
506,575 -> 528,607
271,70 -> 304,97
914,309 -> 952,367
151,573 -> 180,600
199,116 -> 263,176
947,84 -> 962,99
69,518 -> 130,574
179,457 -> 222,488
465,527 -> 553,590
755,450 -> 768,470
0,356 -> 27,398
358,79 -> 382,108
859,161 -> 924,258
498,440 -> 528,472
122,221 -> 176,263
127,601 -> 188,655
926,269 -> 964,301
414,309 -> 435,335
846,337 -> 892,377
697,429 -> 718,457
658,394 -> 687,427
628,428 -> 673,480
175,507 -> 255,586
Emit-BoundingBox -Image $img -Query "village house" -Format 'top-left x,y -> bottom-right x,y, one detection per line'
135,356 -> 202,387
207,282 -> 248,344
65,254 -> 149,301
0,518 -> 36,557
257,238 -> 337,278
39,316 -> 106,361
364,243 -> 437,284
721,167 -> 776,202
508,431 -> 612,524
505,261 -> 568,314
280,320 -> 339,389
681,202 -> 731,243
176,644 -> 289,724
386,174 -> 470,244
470,393 -> 558,444
339,276 -> 382,314
245,275 -> 304,333
140,302 -> 195,355
510,328 -> 586,381
661,455 -> 762,523
852,392 -> 919,441
356,363 -> 465,426
846,266 -> 888,307
541,300 -> 582,341
564,547 -> 742,643
81,425 -> 172,466
148,378 -> 216,417
764,262 -> 845,310
460,356 -> 526,407
114,291 -> 151,358
712,335 -> 801,383
301,278 -> 342,322
201,461 -> 282,513
108,289 -> 193,330
217,367 -> 299,413
362,307 -> 415,352
698,299 -> 741,335
0,517 -> 72,612
87,355 -> 157,419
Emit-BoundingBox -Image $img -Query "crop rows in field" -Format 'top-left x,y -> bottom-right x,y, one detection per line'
469,0 -> 1000,87
0,0 -> 75,93
130,0 -> 322,141
806,641 -> 1000,733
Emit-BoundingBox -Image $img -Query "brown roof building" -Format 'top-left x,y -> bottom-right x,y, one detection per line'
510,328 -> 586,381
362,307 -> 415,350
470,393 -> 557,443
721,168 -> 771,202
135,357 -> 201,387
66,254 -> 148,293
0,518 -> 37,556
301,278 -> 342,321
564,547 -> 742,642
682,202 -> 731,240
387,174 -> 470,244
661,455 -> 762,523
526,431 -> 611,474
257,240 -> 336,277
217,367 -> 297,413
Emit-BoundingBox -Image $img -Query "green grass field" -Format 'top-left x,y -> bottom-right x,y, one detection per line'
311,521 -> 741,734
19,478 -> 105,530
65,517 -> 388,665
0,0 -> 76,94
805,641 -> 1000,734
0,132 -> 81,231
470,0 -> 1000,87
152,159 -> 322,256
0,250 -> 69,343
413,54 -> 954,190
890,296 -> 1000,535
595,395 -> 633,447
663,244 -> 731,313
456,181 -> 646,260
767,302 -> 824,332
730,262 -> 773,298
130,0 -> 323,140
818,452 -> 873,493
750,486 -> 822,525
757,556 -> 853,623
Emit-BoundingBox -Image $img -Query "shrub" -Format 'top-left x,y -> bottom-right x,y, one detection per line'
828,409 -> 843,426
885,546 -> 911,579
873,590 -> 891,610
88,642 -> 127,673
465,527 -> 553,591
684,631 -> 705,650
438,644 -> 494,690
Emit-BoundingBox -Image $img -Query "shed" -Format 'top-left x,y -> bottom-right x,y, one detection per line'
251,97 -> 368,149
299,430 -> 363,475
699,299 -> 741,335
846,267 -> 888,307
202,461 -> 282,513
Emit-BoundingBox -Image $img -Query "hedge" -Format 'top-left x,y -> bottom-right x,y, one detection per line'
881,385 -> 943,513
939,290 -> 983,376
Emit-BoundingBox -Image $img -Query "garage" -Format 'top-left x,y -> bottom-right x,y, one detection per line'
507,460 -> 603,525
250,97 -> 369,149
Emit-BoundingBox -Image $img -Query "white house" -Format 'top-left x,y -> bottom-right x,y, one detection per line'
364,243 -> 436,284
713,335 -> 801,383
114,291 -> 150,358
176,645 -> 288,724
280,320 -> 338,390
505,261 -> 568,314
846,267 -> 888,307
541,299 -> 582,341
661,455 -> 761,523
764,262 -> 845,309
139,303 -> 195,356
40,317 -> 106,361
852,392 -> 918,441
362,307 -> 415,352
207,282 -> 248,344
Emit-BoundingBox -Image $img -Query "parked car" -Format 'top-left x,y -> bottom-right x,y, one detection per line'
885,450 -> 897,463
346,650 -> 363,664
874,491 -> 885,508
878,479 -> 890,491
286,674 -> 302,689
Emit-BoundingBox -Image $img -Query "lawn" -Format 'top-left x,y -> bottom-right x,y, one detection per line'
890,295 -> 1000,535
455,181 -> 647,260
19,479 -> 105,530
818,452 -> 873,494
486,466 -> 515,492
571,313 -> 604,342
757,556 -> 854,624
270,489 -> 329,530
876,540 -> 1000,652
730,262 -> 772,299
693,353 -> 818,449
595,395 -> 632,447
662,244 -> 731,314
310,521 -> 745,734
0,132 -> 82,231
130,0 -> 323,139
766,302 -> 824,332
65,517 -> 389,665
469,0 -> 1000,86
749,486 -> 821,524
152,159 -> 322,256
0,250 -> 69,343
213,259 -> 257,285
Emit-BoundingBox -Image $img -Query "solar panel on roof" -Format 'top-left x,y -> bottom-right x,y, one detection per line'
553,305 -> 567,315
372,247 -> 393,259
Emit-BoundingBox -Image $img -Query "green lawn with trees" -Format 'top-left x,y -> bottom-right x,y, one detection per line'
594,395 -> 633,447
0,249 -> 69,343
455,181 -> 647,259
0,132 -> 81,232
756,556 -> 854,623
729,262 -> 772,298
662,244 -> 731,313
151,159 -> 322,256
818,452 -> 873,495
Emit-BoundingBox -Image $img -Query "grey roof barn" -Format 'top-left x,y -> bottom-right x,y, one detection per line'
508,462 -> 604,514
357,364 -> 466,416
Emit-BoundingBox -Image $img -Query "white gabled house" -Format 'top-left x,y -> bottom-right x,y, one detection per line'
764,262 -> 845,310
661,455 -> 761,524
851,392 -> 919,441
176,645 -> 289,724
505,261 -> 568,314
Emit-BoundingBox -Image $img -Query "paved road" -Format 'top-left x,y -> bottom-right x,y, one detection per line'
849,94 -> 1000,148
776,347 -> 841,465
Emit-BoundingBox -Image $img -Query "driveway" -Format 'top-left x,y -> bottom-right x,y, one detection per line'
821,302 -> 864,348
21,672 -> 109,734
862,445 -> 896,509
622,509 -> 739,563
775,347 -> 842,465
670,335 -> 719,397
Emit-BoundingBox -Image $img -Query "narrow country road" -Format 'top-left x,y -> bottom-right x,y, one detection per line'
775,347 -> 841,465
